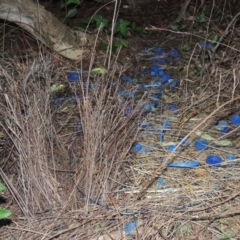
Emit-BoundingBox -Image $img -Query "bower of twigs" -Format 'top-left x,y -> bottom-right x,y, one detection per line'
1,3 -> 240,240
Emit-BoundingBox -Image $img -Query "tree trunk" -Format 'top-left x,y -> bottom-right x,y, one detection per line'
0,0 -> 96,60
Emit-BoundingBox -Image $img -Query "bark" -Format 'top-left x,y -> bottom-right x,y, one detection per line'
0,0 -> 96,60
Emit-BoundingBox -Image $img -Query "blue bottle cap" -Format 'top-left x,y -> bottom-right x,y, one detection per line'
131,143 -> 142,153
206,154 -> 222,166
194,139 -> 208,150
225,154 -> 235,161
230,114 -> 240,125
167,145 -> 176,152
68,72 -> 80,82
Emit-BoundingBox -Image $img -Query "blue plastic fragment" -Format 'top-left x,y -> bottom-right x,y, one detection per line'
225,154 -> 235,161
124,107 -> 133,117
153,48 -> 166,54
180,138 -> 188,146
170,48 -> 180,60
156,177 -> 164,187
169,104 -> 177,111
131,143 -> 149,154
161,74 -> 171,84
168,79 -> 177,88
199,41 -> 212,50
206,154 -> 222,166
118,90 -> 135,98
121,75 -> 134,83
139,121 -> 152,128
68,71 -> 80,82
152,57 -> 167,64
230,114 -> 240,126
52,97 -> 64,104
158,119 -> 169,142
123,221 -> 136,236
194,139 -> 208,150
168,161 -> 200,168
167,144 -> 176,152
220,127 -> 230,134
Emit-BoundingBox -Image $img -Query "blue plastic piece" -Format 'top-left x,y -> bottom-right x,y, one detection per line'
230,114 -> 240,125
123,221 -> 136,236
220,127 -> 230,134
167,145 -> 176,152
161,74 -> 171,84
206,154 -> 222,166
131,143 -> 149,154
180,138 -> 188,146
52,97 -> 64,104
156,177 -> 164,187
168,161 -> 200,168
121,76 -> 134,83
152,57 -> 167,64
169,104 -> 177,111
139,121 -> 152,128
118,90 -> 135,98
158,119 -> 169,142
194,139 -> 208,150
199,41 -> 212,50
153,48 -> 166,54
124,107 -> 133,117
169,79 -> 177,88
225,154 -> 235,161
68,71 -> 80,82
170,48 -> 181,60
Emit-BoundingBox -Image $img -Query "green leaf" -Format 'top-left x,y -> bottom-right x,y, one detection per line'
79,17 -> 93,24
0,182 -> 6,191
171,25 -> 179,31
67,8 -> 77,18
114,19 -> 131,37
134,26 -> 146,34
212,34 -> 218,43
113,39 -> 128,48
94,15 -> 109,30
198,10 -> 206,23
181,44 -> 191,51
0,209 -> 11,219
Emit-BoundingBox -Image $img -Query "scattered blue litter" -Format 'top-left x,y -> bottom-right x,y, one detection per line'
152,57 -> 167,64
170,48 -> 181,60
68,71 -> 80,82
156,177 -> 164,187
121,75 -> 134,83
169,104 -> 177,111
180,138 -> 188,146
123,221 -> 136,236
199,41 -> 212,50
158,119 -> 170,142
168,161 -> 200,168
167,144 -> 176,152
161,74 -> 171,84
194,139 -> 209,150
169,79 -> 177,88
220,127 -> 230,134
131,143 -> 149,154
230,114 -> 240,126
118,90 -> 135,98
124,107 -> 133,117
53,97 -> 64,104
206,154 -> 222,166
153,48 -> 166,54
226,154 -> 235,161
139,121 -> 152,128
